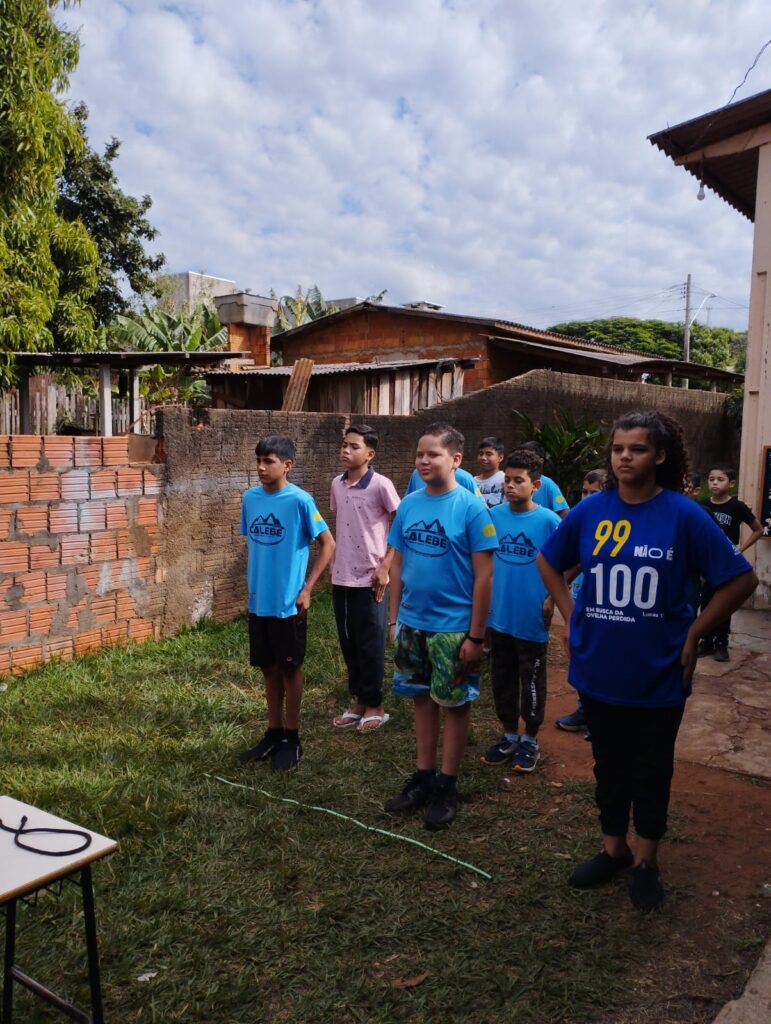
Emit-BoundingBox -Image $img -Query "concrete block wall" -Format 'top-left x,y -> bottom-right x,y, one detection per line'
157,369 -> 738,633
0,435 -> 163,673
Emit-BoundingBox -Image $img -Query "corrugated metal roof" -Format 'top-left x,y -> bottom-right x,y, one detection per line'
201,357 -> 477,377
275,302 -> 664,361
490,336 -> 742,382
14,350 -> 229,368
648,87 -> 771,221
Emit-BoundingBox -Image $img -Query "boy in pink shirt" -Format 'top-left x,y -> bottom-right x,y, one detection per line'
330,425 -> 400,733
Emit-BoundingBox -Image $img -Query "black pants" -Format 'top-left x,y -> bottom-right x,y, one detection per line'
489,631 -> 547,733
700,582 -> 730,646
581,694 -> 685,842
332,585 -> 387,708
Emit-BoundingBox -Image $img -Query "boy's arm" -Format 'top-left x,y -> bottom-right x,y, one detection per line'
373,545 -> 395,601
537,552 -> 574,652
296,530 -> 335,612
387,549 -> 403,638
458,550 -> 493,666
739,516 -> 763,553
681,569 -> 758,683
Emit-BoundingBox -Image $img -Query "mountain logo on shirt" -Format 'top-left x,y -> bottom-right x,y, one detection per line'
249,512 -> 286,545
497,531 -> 537,564
404,518 -> 449,557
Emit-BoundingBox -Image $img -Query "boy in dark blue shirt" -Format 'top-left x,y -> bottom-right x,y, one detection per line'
237,436 -> 335,772
481,449 -> 560,772
386,422 -> 498,830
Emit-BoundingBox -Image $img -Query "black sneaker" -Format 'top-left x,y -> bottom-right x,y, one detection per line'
480,735 -> 518,765
271,738 -> 303,773
713,644 -> 730,663
697,639 -> 714,657
423,784 -> 458,831
555,709 -> 587,731
569,849 -> 634,888
238,730 -> 281,764
384,772 -> 434,814
629,861 -> 665,910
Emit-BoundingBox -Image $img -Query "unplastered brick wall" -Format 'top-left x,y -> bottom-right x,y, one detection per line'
0,435 -> 163,674
158,370 -> 736,633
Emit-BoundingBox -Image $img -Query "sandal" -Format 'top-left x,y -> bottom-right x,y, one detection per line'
356,713 -> 390,733
332,710 -> 362,728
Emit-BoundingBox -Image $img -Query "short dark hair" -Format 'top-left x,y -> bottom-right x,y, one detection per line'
345,423 -> 379,450
478,436 -> 504,454
504,448 -> 543,481
420,421 -> 464,454
584,468 -> 607,486
707,463 -> 736,481
519,440 -> 545,460
255,435 -> 296,461
688,472 -> 702,488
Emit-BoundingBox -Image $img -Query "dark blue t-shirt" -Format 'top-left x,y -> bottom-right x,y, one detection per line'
540,488 -> 752,707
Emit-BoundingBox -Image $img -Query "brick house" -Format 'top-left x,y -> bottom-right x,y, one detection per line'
274,300 -> 739,393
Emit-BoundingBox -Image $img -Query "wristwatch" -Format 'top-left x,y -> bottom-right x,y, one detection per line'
466,635 -> 485,645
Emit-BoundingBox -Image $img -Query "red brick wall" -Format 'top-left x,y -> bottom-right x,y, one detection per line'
278,310 -> 495,390
0,435 -> 163,674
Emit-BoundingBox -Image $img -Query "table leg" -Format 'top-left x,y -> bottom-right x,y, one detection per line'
2,898 -> 16,1023
80,868 -> 104,1024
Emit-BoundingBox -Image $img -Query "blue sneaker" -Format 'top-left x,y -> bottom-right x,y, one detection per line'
512,738 -> 540,773
555,709 -> 586,732
480,735 -> 518,765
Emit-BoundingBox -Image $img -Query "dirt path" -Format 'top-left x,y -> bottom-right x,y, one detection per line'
540,624 -> 771,1024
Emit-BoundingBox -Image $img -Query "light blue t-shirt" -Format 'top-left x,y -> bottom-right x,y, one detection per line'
540,488 -> 752,707
240,483 -> 328,618
533,474 -> 569,513
488,504 -> 561,642
388,485 -> 498,632
405,466 -> 482,499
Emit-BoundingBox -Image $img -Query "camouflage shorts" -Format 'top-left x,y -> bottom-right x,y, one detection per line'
392,623 -> 480,707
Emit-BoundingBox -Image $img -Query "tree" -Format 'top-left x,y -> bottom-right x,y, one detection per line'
512,408 -> 607,505
0,1 -> 98,384
108,304 -> 227,403
549,317 -> 744,370
56,102 -> 166,327
271,285 -> 340,335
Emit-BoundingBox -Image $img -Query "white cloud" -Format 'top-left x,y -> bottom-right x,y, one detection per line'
60,0 -> 771,330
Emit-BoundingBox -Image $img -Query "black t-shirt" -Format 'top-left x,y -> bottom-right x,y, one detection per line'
700,497 -> 755,545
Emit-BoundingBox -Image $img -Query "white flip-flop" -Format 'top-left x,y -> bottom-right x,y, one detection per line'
356,713 -> 390,734
332,710 -> 362,728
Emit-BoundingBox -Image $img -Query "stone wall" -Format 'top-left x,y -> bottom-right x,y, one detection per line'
0,435 -> 162,673
158,369 -> 738,633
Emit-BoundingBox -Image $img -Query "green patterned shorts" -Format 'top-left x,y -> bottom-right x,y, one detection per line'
392,623 -> 481,707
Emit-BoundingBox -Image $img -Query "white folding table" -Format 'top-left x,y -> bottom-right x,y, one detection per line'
0,796 -> 117,1023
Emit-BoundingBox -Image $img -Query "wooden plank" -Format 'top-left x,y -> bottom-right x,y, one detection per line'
410,372 -> 420,413
452,365 -> 464,399
378,374 -> 391,415
281,358 -> 314,411
426,371 -> 437,409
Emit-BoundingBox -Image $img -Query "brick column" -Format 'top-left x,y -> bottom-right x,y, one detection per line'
214,293 -> 278,367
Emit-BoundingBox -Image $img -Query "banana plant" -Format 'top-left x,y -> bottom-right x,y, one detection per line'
512,408 -> 608,504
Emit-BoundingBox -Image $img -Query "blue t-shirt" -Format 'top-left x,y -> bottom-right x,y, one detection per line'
405,466 -> 482,498
388,485 -> 498,632
488,504 -> 561,642
539,488 -> 752,707
240,483 -> 328,618
534,474 -> 569,513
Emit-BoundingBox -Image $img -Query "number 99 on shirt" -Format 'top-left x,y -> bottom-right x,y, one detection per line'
592,519 -> 631,557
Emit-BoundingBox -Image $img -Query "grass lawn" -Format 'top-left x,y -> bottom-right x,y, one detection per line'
0,591 -> 760,1022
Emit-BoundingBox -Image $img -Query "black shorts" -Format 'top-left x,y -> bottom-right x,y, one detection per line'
248,613 -> 307,672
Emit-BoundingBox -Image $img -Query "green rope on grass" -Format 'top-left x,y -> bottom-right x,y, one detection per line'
206,773 -> 492,880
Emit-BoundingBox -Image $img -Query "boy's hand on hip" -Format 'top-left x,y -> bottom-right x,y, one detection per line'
296,586 -> 312,613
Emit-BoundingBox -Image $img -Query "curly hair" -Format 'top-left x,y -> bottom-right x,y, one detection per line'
604,412 -> 689,493
505,448 -> 544,481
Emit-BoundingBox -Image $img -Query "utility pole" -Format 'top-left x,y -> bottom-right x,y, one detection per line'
682,273 -> 691,389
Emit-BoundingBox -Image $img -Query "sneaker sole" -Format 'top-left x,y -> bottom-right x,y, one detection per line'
555,723 -> 585,732
512,757 -> 540,773
480,754 -> 514,766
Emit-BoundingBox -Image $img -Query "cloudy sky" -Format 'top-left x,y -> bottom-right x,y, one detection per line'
59,0 -> 771,331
